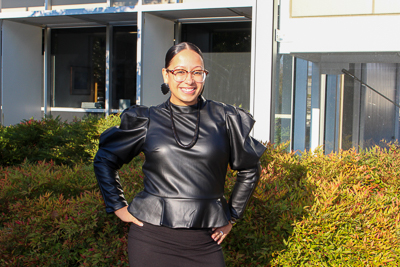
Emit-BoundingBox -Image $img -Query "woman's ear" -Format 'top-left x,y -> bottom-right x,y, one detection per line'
162,68 -> 169,84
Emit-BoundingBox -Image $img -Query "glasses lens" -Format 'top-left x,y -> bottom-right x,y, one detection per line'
174,70 -> 187,82
171,69 -> 207,82
192,71 -> 205,82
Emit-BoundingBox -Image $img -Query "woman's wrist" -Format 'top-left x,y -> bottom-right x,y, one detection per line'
229,218 -> 237,226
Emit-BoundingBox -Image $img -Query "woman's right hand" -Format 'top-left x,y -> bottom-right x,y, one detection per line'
114,206 -> 143,226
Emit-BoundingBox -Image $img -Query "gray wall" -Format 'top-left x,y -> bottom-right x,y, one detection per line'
141,13 -> 174,106
1,0 -> 44,9
2,21 -> 43,125
203,52 -> 250,110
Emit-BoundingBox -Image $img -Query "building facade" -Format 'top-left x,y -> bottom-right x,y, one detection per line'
1,0 -> 399,153
276,0 -> 400,152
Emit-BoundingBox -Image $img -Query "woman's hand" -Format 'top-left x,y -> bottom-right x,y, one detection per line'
114,206 -> 143,226
211,222 -> 233,245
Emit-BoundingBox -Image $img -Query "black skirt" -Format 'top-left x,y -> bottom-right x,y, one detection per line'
128,222 -> 225,267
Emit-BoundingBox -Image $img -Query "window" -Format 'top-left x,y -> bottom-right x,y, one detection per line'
182,22 -> 252,110
51,27 -> 106,108
273,52 -> 400,152
51,26 -> 137,110
112,26 -> 137,109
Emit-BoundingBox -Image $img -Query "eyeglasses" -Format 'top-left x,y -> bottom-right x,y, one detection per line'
166,69 -> 209,83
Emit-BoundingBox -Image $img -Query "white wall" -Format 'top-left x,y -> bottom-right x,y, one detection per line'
252,0 -> 274,142
2,21 -> 43,125
291,0 -> 373,17
141,13 -> 174,106
279,0 -> 400,53
292,0 -> 400,16
375,0 -> 400,13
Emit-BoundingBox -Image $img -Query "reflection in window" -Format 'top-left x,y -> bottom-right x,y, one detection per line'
112,26 -> 137,109
273,52 -> 400,153
274,55 -> 293,145
324,74 -> 341,154
343,63 -> 399,150
51,27 -> 106,108
112,0 -> 139,6
182,22 -> 251,111
143,0 -> 180,4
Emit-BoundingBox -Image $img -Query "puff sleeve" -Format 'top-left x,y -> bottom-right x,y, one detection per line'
93,106 -> 149,213
225,106 -> 266,220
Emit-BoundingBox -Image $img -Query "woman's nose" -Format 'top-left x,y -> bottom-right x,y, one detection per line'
184,72 -> 195,84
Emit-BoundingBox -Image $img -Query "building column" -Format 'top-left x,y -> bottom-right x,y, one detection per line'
174,22 -> 182,44
0,21 -> 2,125
136,10 -> 143,105
252,0 -> 275,142
45,0 -> 52,10
310,63 -> 320,151
292,58 -> 308,152
43,27 -> 51,117
105,24 -> 113,116
395,64 -> 400,141
140,13 -> 174,106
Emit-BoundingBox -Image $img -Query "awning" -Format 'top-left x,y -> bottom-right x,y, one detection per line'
0,4 -> 252,28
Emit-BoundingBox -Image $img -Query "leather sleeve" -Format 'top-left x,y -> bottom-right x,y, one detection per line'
225,107 -> 266,220
93,106 -> 149,213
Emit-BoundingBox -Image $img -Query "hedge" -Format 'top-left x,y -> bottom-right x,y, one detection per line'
270,144 -> 400,266
1,116 -> 400,266
0,115 -> 121,167
0,156 -> 143,266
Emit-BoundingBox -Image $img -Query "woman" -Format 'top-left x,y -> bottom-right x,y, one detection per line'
94,42 -> 266,267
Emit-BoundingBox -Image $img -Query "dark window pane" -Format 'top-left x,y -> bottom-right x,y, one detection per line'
112,26 -> 137,109
51,27 -> 106,108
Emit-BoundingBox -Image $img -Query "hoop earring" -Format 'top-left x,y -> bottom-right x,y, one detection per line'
161,83 -> 170,95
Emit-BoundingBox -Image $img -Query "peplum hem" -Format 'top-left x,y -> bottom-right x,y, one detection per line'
127,191 -> 231,228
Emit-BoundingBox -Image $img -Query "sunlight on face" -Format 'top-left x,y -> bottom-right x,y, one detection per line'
162,49 -> 205,106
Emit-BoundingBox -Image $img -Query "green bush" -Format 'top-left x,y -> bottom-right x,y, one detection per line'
222,142 -> 313,266
0,156 -> 144,266
270,144 -> 400,266
87,114 -> 121,159
0,115 -> 121,167
1,142 -> 399,266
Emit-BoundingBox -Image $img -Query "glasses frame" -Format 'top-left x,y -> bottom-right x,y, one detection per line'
166,68 -> 209,83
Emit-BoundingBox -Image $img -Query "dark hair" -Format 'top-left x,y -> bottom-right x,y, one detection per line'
165,42 -> 204,68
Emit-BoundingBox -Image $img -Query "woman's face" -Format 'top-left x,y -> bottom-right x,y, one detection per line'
162,49 -> 205,106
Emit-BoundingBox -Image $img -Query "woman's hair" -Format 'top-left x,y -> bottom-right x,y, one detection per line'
165,42 -> 204,68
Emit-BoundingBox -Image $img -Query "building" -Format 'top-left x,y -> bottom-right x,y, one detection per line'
0,0 -> 399,153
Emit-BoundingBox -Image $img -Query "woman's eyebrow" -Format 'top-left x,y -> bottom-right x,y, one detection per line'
172,66 -> 203,69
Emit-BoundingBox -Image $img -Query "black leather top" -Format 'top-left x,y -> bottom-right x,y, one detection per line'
94,96 -> 266,228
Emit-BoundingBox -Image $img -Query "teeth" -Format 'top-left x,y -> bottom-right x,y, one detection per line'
181,88 -> 194,92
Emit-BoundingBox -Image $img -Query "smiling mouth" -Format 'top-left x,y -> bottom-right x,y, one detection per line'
180,88 -> 196,94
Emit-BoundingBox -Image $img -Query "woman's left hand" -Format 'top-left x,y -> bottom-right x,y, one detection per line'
212,222 -> 233,245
